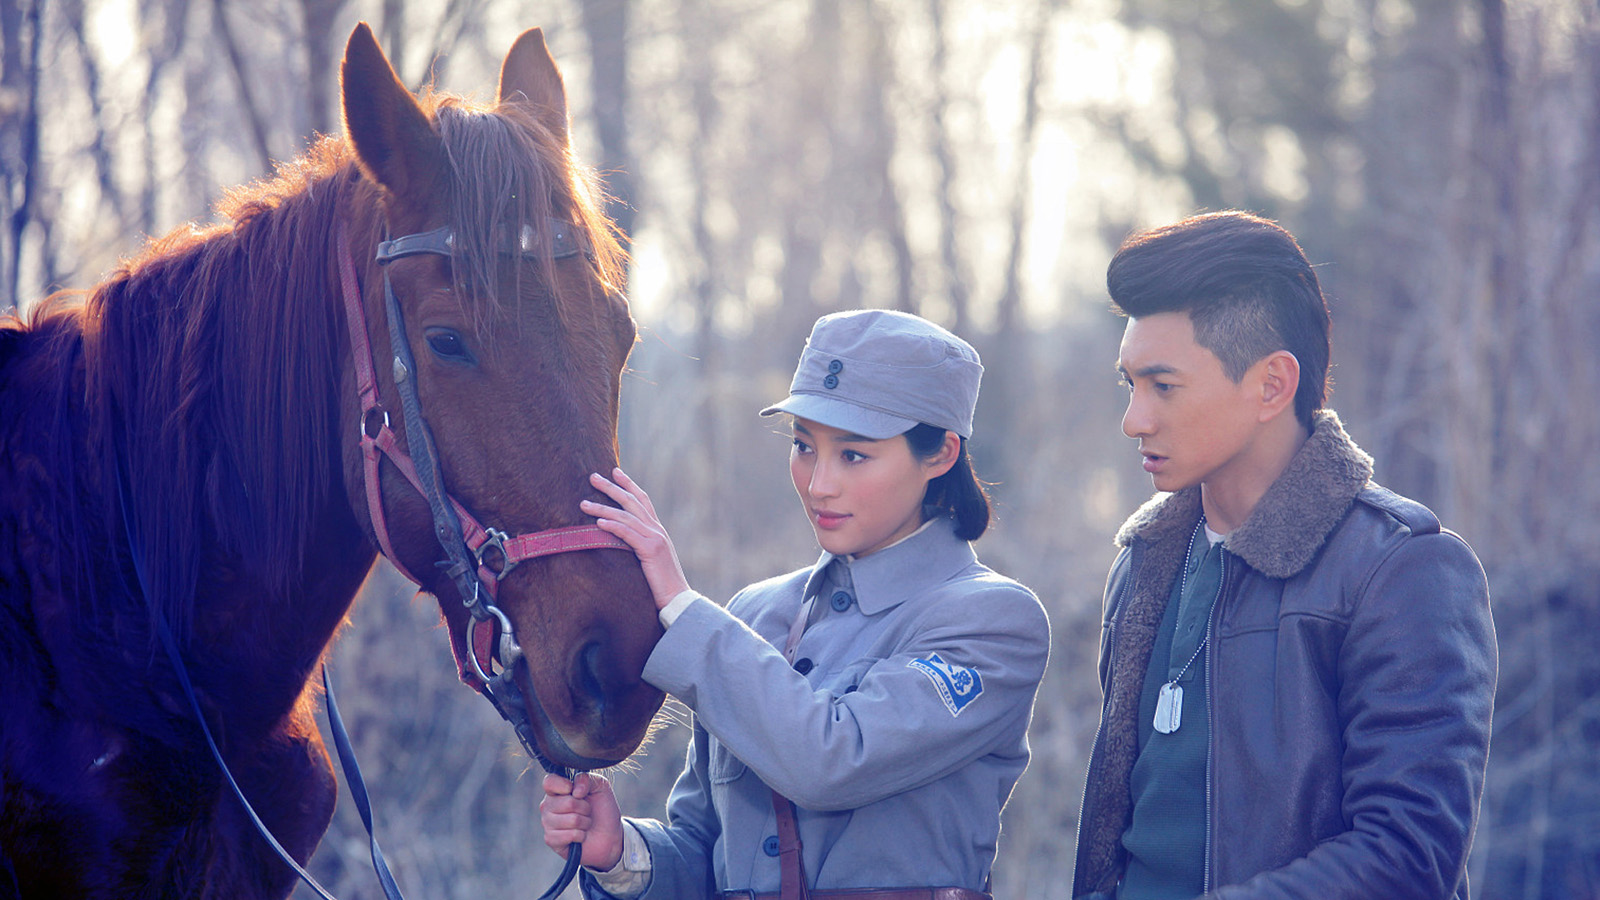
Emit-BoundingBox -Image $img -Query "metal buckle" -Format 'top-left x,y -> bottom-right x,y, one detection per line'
476,527 -> 517,579
466,604 -> 523,683
360,407 -> 389,441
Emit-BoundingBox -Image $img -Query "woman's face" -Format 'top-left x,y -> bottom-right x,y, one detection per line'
788,417 -> 957,558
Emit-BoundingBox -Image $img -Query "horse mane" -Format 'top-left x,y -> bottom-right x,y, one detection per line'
14,87 -> 625,645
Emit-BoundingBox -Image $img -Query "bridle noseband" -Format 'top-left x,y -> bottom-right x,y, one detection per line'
335,218 -> 627,760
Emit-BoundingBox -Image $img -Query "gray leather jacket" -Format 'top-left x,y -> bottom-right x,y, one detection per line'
1073,411 -> 1496,899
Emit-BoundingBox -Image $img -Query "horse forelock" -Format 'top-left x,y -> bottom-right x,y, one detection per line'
427,96 -> 627,337
425,95 -> 631,454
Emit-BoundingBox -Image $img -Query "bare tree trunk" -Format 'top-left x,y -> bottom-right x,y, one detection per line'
0,0 -> 40,307
926,0 -> 968,330
137,0 -> 193,235
984,0 -> 1053,487
414,0 -> 489,88
212,0 -> 274,172
995,0 -> 1051,341
61,0 -> 127,223
861,0 -> 913,313
380,0 -> 405,85
683,0 -> 725,569
776,0 -> 839,337
300,0 -> 349,138
579,0 -> 636,243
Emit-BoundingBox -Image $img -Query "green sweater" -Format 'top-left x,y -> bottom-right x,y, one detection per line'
1119,524 -> 1225,899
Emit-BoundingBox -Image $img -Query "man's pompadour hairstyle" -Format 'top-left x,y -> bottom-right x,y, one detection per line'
1107,210 -> 1332,428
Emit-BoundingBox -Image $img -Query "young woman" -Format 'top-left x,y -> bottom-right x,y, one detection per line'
540,309 -> 1050,900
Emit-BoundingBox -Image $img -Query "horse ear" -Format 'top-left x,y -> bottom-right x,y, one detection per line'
497,28 -> 570,147
341,22 -> 445,205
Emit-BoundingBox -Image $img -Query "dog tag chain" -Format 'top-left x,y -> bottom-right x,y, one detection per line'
1154,520 -> 1214,736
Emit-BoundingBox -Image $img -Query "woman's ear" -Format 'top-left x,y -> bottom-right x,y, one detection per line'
925,431 -> 962,479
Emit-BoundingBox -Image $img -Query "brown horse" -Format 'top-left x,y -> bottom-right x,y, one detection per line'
0,24 -> 662,899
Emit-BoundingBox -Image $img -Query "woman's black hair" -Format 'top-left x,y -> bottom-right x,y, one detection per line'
904,423 -> 990,540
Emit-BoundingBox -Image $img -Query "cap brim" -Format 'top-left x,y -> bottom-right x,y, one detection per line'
759,393 -> 918,440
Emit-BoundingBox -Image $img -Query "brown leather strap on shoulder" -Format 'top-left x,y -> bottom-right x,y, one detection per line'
770,790 -> 811,900
750,792 -> 989,900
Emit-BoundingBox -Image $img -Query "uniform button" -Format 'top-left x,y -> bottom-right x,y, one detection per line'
794,658 -> 814,675
822,373 -> 839,389
830,590 -> 853,612
828,359 -> 844,374
763,835 -> 781,857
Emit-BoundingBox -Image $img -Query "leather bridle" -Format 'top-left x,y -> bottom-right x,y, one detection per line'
331,218 -> 626,898
336,219 -> 627,726
124,220 -> 621,900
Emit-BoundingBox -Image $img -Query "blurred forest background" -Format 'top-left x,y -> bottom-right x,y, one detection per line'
4,0 -> 1598,897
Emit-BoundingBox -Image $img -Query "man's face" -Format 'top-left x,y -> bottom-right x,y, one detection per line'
1116,311 -> 1264,495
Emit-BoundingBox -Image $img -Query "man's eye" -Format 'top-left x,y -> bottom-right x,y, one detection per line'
425,328 -> 475,364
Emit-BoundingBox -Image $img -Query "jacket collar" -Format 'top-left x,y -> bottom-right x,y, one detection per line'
1116,409 -> 1374,578
800,517 -> 976,615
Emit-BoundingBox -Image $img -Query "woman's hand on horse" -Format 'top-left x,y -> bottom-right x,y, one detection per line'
539,772 -> 625,869
583,468 -> 691,611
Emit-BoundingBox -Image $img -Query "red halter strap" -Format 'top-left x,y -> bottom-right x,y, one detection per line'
334,221 -> 630,685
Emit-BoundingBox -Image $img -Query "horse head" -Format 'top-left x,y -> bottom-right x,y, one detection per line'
338,24 -> 662,770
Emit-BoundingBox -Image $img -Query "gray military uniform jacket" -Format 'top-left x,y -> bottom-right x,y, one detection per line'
590,519 -> 1049,899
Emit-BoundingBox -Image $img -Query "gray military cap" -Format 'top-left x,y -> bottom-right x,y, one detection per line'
760,309 -> 983,439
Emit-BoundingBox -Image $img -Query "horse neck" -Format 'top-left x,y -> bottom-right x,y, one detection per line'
84,161 -> 380,706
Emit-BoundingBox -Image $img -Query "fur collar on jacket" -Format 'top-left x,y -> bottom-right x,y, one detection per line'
1115,408 -> 1374,578
1076,409 -> 1373,895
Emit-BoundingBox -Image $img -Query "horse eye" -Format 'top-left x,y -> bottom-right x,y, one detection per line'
425,328 -> 475,365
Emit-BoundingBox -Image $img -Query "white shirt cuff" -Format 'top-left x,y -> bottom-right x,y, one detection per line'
658,589 -> 702,628
587,820 -> 652,897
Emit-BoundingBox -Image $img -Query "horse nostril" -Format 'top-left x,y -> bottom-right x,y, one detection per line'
577,640 -> 607,713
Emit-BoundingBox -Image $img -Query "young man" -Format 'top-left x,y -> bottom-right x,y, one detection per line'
1073,211 -> 1496,899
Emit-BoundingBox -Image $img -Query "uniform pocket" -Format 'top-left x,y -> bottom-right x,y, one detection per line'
822,656 -> 880,698
709,738 -> 747,784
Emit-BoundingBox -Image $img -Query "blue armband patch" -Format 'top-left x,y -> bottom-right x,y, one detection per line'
908,653 -> 984,716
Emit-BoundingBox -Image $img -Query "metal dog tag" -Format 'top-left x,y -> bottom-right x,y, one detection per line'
1153,682 -> 1183,734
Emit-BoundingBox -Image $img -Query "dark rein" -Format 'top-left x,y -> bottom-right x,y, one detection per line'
123,218 -> 621,900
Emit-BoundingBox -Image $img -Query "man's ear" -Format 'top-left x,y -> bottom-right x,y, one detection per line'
1256,350 -> 1301,423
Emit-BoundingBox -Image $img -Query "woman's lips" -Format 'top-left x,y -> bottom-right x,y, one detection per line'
813,509 -> 849,530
